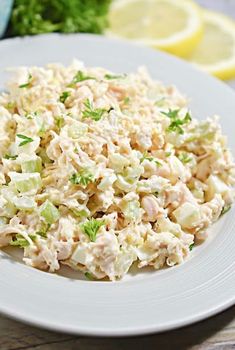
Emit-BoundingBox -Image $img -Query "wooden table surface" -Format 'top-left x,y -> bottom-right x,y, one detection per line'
1,1 -> 235,349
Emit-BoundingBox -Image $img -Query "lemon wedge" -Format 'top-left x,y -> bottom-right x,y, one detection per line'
187,10 -> 235,80
107,0 -> 203,57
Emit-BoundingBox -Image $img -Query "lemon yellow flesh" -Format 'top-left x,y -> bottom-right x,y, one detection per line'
107,0 -> 203,57
187,11 -> 235,80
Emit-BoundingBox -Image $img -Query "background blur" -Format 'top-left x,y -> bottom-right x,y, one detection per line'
1,0 -> 235,84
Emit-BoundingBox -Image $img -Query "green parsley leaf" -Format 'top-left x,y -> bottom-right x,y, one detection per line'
123,96 -> 130,104
70,168 -> 94,187
178,153 -> 192,164
165,151 -> 171,157
81,218 -> 105,242
59,91 -> 70,103
82,99 -> 106,121
68,71 -> 96,87
19,74 -> 32,88
17,134 -> 34,146
189,243 -> 194,251
221,205 -> 232,216
104,73 -> 126,80
3,154 -> 18,160
161,109 -> 192,135
84,272 -> 94,280
140,151 -> 162,166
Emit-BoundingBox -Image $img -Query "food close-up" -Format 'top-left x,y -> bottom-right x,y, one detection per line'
0,0 -> 235,347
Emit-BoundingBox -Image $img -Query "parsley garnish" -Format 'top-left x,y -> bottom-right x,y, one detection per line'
104,73 -> 126,80
70,169 -> 94,187
82,99 -> 106,121
189,243 -> 194,251
140,151 -> 162,166
161,109 -> 192,134
19,74 -> 32,88
81,218 -> 105,242
17,134 -> 33,146
68,71 -> 96,87
221,205 -> 232,216
3,154 -> 18,160
59,91 -> 70,103
10,234 -> 36,248
178,153 -> 192,164
84,272 -> 94,280
123,96 -> 130,104
165,151 -> 171,157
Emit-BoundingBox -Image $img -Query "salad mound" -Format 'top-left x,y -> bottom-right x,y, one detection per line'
0,60 -> 234,280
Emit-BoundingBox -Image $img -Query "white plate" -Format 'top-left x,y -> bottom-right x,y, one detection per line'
0,34 -> 235,337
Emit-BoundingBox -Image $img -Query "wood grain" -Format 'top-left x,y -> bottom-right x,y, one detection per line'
0,1 -> 235,349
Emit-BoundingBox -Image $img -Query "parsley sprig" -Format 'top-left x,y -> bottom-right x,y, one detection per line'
140,151 -> 162,167
178,153 -> 192,164
104,73 -> 126,80
81,218 -> 105,242
161,109 -> 192,134
19,74 -> 32,88
189,243 -> 194,251
70,168 -> 94,187
59,91 -> 70,103
82,99 -> 107,121
17,134 -> 34,146
68,71 -> 96,87
221,205 -> 232,216
3,154 -> 18,160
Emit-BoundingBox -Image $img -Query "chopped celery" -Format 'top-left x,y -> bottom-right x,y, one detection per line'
21,156 -> 42,173
39,200 -> 60,224
12,196 -> 36,210
9,172 -> 42,194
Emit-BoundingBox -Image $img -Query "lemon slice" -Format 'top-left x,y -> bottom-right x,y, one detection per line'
187,10 -> 235,80
107,0 -> 203,57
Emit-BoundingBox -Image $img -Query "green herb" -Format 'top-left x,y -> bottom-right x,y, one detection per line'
84,272 -> 94,280
10,233 -> 36,248
81,218 -> 105,242
189,243 -> 194,251
104,73 -> 125,80
59,91 -> 70,103
178,153 -> 192,164
6,102 -> 16,110
70,169 -> 94,187
68,71 -> 96,87
19,74 -> 32,88
165,151 -> 171,157
9,0 -> 111,36
55,116 -> 65,129
82,99 -> 106,121
17,134 -> 34,146
36,231 -> 47,238
140,151 -> 162,166
161,109 -> 192,135
3,154 -> 18,160
123,97 -> 130,104
221,205 -> 232,216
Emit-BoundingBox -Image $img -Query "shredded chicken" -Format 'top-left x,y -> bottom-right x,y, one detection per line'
0,60 -> 234,280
